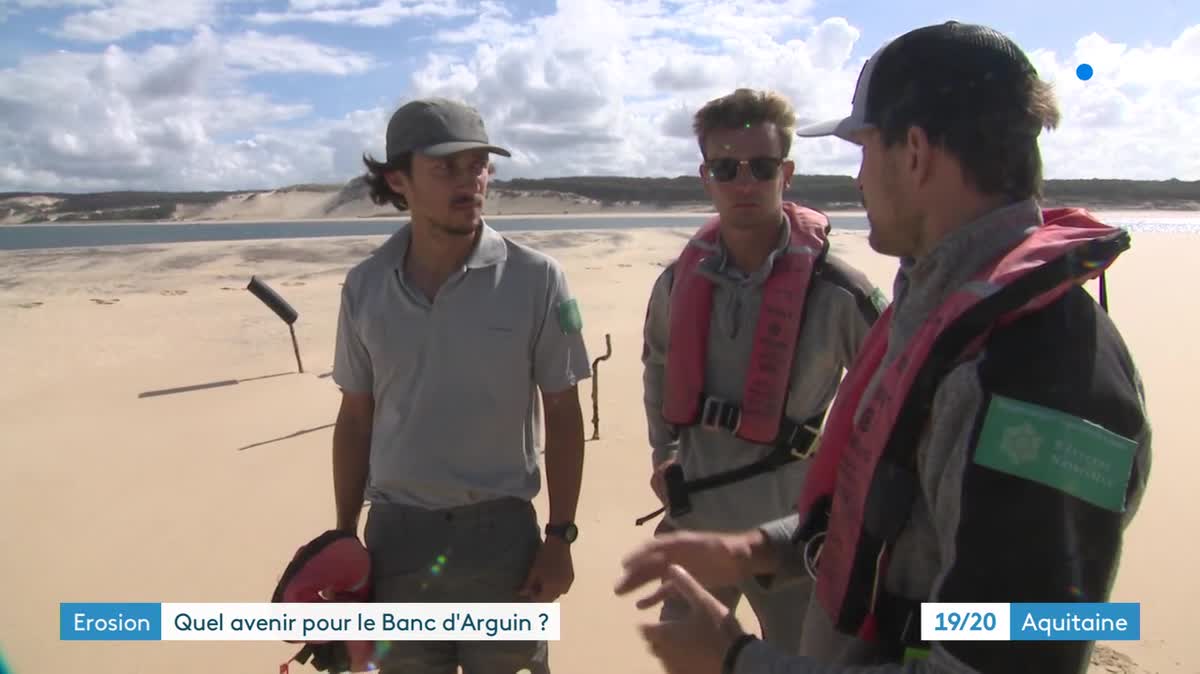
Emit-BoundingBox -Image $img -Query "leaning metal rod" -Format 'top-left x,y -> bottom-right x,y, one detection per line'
289,324 -> 305,374
245,276 -> 304,374
590,333 -> 613,440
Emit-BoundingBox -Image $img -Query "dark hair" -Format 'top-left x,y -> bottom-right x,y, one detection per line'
361,152 -> 413,212
693,88 -> 796,159
875,76 -> 1061,201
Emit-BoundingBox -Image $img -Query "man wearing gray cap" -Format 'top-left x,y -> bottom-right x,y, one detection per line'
331,97 -> 592,674
615,21 -> 1151,674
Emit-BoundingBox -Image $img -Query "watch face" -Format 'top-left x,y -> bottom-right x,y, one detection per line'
549,523 -> 578,543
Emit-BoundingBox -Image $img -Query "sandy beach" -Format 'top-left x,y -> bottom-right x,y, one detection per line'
1,221 -> 1195,674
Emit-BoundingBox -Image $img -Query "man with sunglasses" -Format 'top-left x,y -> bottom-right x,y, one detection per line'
618,21 -> 1151,674
637,87 -> 887,655
330,97 -> 591,674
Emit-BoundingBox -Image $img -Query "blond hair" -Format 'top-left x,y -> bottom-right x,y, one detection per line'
692,88 -> 797,158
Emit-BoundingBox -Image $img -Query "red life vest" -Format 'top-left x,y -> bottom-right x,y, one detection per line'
795,208 -> 1130,643
273,530 -> 378,673
662,201 -> 831,444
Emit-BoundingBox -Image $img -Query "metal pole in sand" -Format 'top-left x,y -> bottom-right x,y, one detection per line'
590,333 -> 613,440
289,323 -> 305,374
246,275 -> 304,374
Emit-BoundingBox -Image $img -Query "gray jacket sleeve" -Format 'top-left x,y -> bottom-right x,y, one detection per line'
642,266 -> 680,468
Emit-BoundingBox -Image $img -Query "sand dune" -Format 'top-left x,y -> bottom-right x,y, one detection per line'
0,185 -> 716,225
0,224 -> 1193,673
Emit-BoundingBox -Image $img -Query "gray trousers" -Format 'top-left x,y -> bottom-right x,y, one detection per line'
364,497 -> 549,674
655,518 -> 811,654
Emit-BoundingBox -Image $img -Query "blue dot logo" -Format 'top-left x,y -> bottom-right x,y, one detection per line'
1076,63 -> 1094,81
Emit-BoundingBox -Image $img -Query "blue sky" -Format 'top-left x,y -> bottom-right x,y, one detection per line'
0,0 -> 1197,191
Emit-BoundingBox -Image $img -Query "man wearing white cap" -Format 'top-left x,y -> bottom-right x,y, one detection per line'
616,20 -> 1152,674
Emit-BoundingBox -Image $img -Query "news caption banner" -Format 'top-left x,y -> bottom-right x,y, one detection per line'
921,603 -> 1140,641
60,603 -> 560,641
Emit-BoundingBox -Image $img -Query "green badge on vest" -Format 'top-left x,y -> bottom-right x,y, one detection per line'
973,395 -> 1137,512
557,298 -> 583,334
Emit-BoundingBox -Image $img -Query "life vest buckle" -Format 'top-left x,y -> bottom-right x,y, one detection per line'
700,396 -> 741,433
788,423 -> 823,459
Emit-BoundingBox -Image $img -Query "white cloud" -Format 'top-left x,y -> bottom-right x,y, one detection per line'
1,1 -> 1197,192
0,0 -> 105,25
1030,24 -> 1200,180
287,0 -> 368,9
406,1 -> 863,179
247,0 -> 471,27
13,0 -> 108,6
399,2 -> 1199,182
0,26 -> 378,191
224,31 -> 375,74
431,0 -> 521,44
54,0 -> 220,42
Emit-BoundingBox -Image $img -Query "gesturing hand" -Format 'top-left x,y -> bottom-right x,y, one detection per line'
614,529 -> 757,599
636,564 -> 749,674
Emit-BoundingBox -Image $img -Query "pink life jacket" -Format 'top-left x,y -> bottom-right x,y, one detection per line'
794,208 -> 1129,645
662,201 -> 831,444
272,529 -> 377,673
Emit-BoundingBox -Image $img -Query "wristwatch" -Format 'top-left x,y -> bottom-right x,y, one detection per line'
544,522 -> 578,543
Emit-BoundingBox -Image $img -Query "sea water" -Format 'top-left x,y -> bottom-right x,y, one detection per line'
0,211 -> 1196,252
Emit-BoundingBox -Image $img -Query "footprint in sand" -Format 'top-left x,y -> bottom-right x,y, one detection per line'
90,298 -> 120,305
281,281 -> 306,287
1090,645 -> 1139,673
160,289 -> 188,296
17,301 -> 44,309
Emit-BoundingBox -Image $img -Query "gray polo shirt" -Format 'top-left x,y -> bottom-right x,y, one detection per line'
332,222 -> 592,510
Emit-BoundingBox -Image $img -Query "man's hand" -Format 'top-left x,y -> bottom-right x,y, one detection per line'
650,456 -> 679,506
614,528 -> 764,599
636,564 -> 748,674
518,537 -> 575,602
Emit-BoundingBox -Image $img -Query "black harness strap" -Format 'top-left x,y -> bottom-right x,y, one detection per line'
635,404 -> 827,526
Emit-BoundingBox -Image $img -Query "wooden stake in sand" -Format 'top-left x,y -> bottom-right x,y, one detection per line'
246,275 -> 305,374
590,333 -> 613,440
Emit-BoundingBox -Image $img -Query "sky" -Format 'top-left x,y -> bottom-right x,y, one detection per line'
0,0 -> 1197,192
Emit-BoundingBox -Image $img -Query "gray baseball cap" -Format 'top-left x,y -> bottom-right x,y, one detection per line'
795,21 -> 1039,145
794,45 -> 883,143
385,97 -> 511,161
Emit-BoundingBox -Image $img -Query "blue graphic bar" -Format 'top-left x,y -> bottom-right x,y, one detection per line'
1009,603 -> 1140,641
60,603 -> 162,641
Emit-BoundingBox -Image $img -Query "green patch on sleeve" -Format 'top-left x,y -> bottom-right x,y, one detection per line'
557,298 -> 583,334
973,395 -> 1138,512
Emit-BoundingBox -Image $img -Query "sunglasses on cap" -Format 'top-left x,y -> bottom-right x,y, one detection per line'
704,157 -> 784,182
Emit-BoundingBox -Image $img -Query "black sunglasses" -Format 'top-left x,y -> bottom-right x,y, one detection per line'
704,157 -> 784,182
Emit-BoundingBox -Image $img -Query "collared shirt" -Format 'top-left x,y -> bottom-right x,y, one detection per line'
333,221 -> 592,509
